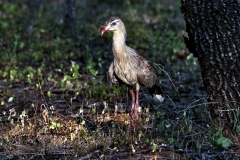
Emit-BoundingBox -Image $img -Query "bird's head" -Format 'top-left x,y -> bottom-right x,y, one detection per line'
101,17 -> 125,36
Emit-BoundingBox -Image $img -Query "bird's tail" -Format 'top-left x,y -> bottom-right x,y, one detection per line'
149,85 -> 164,103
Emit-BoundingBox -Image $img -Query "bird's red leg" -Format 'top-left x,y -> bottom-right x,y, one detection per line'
128,87 -> 135,131
133,83 -> 140,131
128,87 -> 135,107
132,83 -> 140,117
129,84 -> 140,132
134,87 -> 139,117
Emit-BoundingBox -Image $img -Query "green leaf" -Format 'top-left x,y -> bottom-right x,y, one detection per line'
8,97 -> 14,103
168,138 -> 174,144
151,143 -> 157,152
81,120 -> 85,125
216,137 -> 225,145
47,91 -> 51,97
222,138 -> 231,148
20,42 -> 25,48
70,133 -> 75,141
50,125 -> 55,129
92,107 -> 96,114
183,110 -> 186,117
215,130 -> 222,137
57,123 -> 61,128
196,140 -> 202,153
165,123 -> 171,128
79,130 -> 86,137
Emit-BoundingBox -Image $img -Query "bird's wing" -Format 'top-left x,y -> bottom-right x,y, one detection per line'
136,54 -> 159,88
108,61 -> 120,85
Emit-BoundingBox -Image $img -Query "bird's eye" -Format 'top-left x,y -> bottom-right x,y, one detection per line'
111,22 -> 116,26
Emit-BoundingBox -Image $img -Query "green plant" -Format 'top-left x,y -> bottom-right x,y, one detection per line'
196,140 -> 202,154
210,130 -> 232,148
49,118 -> 62,130
70,63 -> 80,79
87,57 -> 98,76
151,142 -> 157,152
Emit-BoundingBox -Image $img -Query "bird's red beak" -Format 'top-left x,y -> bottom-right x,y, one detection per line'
101,28 -> 108,36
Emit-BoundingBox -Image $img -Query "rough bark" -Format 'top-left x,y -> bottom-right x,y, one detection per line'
181,0 -> 240,137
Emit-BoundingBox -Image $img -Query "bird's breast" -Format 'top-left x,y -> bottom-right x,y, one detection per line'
113,58 -> 138,86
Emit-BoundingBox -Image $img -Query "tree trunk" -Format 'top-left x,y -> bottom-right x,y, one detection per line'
180,0 -> 240,138
63,0 -> 76,39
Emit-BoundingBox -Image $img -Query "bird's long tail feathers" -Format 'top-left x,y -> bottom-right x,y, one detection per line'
149,85 -> 164,103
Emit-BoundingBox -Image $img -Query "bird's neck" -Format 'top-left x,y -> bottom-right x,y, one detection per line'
112,30 -> 127,57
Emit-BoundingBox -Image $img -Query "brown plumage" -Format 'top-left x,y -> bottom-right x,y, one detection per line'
101,17 -> 164,131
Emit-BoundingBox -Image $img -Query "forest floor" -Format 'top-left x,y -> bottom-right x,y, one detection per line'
0,0 -> 239,159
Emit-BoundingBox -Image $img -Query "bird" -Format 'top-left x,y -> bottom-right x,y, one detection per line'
101,17 -> 164,131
